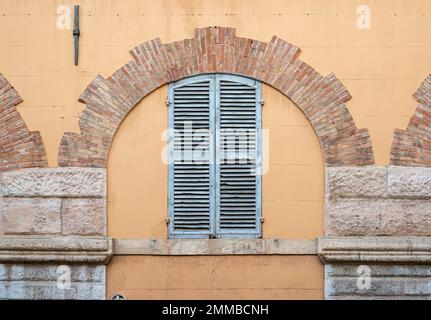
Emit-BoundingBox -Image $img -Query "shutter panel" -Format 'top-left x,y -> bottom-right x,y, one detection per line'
168,76 -> 215,238
216,75 -> 262,237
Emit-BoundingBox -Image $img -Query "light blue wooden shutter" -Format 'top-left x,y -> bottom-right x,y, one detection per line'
168,75 -> 215,238
168,74 -> 261,239
215,74 -> 262,238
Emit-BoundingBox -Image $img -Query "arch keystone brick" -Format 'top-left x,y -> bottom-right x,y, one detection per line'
391,74 -> 431,166
0,74 -> 47,172
58,27 -> 374,167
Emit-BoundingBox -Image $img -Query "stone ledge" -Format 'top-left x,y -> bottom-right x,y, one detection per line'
114,239 -> 317,255
318,236 -> 431,264
0,237 -> 113,264
0,168 -> 106,198
3,237 -> 429,262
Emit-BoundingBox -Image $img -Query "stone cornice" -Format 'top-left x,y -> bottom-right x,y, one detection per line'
1,237 -> 430,263
318,236 -> 431,264
0,237 -> 113,264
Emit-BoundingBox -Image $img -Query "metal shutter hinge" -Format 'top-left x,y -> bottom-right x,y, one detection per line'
260,217 -> 265,223
260,100 -> 264,106
166,98 -> 172,106
166,217 -> 171,224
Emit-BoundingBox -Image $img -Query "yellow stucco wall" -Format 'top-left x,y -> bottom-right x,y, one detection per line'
107,255 -> 324,299
2,0 -> 431,299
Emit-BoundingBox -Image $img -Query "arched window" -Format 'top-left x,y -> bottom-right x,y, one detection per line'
168,74 -> 262,239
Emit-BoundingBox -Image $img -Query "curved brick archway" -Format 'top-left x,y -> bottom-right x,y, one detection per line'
0,74 -> 47,172
391,74 -> 431,166
58,27 -> 374,168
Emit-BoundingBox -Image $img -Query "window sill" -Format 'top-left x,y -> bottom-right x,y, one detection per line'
114,238 -> 317,255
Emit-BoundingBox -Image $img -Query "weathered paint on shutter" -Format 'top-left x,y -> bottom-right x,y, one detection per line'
168,75 -> 216,238
168,74 -> 262,239
215,74 -> 262,238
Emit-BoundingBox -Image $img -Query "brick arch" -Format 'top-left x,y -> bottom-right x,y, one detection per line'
58,27 -> 374,167
0,74 -> 47,172
391,74 -> 431,166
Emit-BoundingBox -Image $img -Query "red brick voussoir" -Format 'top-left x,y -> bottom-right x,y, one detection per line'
58,26 -> 374,168
0,74 -> 47,172
391,74 -> 431,167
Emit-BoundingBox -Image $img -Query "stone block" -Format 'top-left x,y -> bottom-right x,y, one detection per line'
0,264 -> 106,300
61,198 -> 106,236
0,281 -> 106,300
326,199 -> 431,236
388,166 -> 431,198
0,198 -> 61,235
326,199 -> 383,236
0,264 -> 105,282
0,168 -> 106,198
326,166 -> 387,199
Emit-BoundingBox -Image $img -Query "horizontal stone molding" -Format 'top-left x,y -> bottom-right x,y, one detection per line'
2,236 -> 430,263
318,236 -> 431,264
0,167 -> 106,198
0,264 -> 106,300
0,237 -> 113,264
113,238 -> 317,255
58,26 -> 374,168
325,264 -> 431,300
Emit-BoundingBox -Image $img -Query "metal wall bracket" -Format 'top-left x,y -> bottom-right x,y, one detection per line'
73,5 -> 80,65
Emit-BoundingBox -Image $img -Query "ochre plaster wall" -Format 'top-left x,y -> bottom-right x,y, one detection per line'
107,255 -> 324,299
